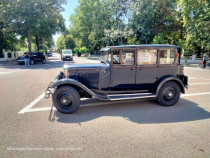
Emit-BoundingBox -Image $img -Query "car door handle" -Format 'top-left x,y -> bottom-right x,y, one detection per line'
139,68 -> 142,70
130,68 -> 134,70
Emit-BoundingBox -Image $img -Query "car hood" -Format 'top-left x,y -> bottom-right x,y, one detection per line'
64,63 -> 109,69
17,55 -> 25,59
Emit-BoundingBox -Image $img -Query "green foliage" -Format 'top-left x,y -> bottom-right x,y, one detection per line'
178,0 -> 210,55
153,33 -> 169,44
65,34 -> 75,49
73,47 -> 80,57
0,0 -> 66,51
79,47 -> 90,55
56,35 -> 65,53
39,49 -> 44,53
53,0 -> 209,58
73,48 -> 79,54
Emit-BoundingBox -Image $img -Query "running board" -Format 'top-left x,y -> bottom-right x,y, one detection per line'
108,93 -> 156,101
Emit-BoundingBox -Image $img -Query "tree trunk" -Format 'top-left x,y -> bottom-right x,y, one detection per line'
0,21 -> 3,57
35,34 -> 39,51
28,28 -> 32,52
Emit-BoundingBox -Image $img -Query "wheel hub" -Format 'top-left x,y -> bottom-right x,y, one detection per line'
58,92 -> 73,108
164,88 -> 175,100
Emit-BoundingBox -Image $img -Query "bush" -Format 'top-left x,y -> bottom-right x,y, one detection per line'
74,48 -> 81,57
39,49 -> 44,53
79,46 -> 90,55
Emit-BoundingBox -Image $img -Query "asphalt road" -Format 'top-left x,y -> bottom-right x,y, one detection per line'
0,53 -> 210,158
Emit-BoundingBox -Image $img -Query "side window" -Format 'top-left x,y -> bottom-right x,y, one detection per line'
137,49 -> 157,65
171,49 -> 179,64
113,50 -> 134,65
113,50 -> 120,64
159,49 -> 175,64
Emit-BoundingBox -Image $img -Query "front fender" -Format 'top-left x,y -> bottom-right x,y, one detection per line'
156,76 -> 185,95
52,79 -> 109,100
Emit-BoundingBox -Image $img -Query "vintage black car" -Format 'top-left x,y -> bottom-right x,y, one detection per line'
17,51 -> 46,65
45,44 -> 188,114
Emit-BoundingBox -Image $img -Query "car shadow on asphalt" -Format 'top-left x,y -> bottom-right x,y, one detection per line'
50,98 -> 210,124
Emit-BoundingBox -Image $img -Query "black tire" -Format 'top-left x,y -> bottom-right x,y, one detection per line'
52,86 -> 81,114
30,59 -> 34,65
42,58 -> 46,64
157,81 -> 181,106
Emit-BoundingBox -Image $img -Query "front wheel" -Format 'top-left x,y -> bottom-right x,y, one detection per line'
157,81 -> 181,106
52,86 -> 81,114
30,59 -> 34,65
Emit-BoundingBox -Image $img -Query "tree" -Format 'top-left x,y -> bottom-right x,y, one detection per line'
179,0 -> 210,56
56,35 -> 65,53
1,0 -> 66,51
65,34 -> 75,49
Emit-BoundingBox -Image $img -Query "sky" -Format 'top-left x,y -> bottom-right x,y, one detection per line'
53,0 -> 79,45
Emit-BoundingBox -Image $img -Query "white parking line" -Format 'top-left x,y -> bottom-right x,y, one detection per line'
190,78 -> 210,81
18,93 -> 45,114
182,92 -> 210,97
0,70 -> 28,74
26,107 -> 55,113
18,91 -> 210,114
189,82 -> 210,85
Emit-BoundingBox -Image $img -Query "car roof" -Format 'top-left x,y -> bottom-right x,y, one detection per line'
100,44 -> 180,51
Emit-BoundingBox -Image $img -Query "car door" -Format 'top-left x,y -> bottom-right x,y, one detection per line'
136,48 -> 158,90
110,48 -> 136,90
33,52 -> 41,61
156,48 -> 178,78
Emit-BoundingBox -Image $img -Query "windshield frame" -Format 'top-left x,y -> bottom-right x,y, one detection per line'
99,51 -> 111,64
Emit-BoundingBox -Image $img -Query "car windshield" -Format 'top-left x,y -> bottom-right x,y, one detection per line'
63,51 -> 72,55
99,51 -> 111,63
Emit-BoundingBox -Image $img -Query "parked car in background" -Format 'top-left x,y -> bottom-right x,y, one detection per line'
61,49 -> 73,61
45,44 -> 188,114
47,51 -> 52,57
17,52 -> 46,65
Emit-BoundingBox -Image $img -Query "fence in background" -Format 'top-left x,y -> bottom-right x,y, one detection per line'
0,51 -> 24,61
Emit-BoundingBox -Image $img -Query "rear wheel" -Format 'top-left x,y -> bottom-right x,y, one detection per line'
52,86 -> 80,114
157,81 -> 181,106
42,58 -> 46,64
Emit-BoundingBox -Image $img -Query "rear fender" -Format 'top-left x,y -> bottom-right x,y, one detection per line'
156,76 -> 185,95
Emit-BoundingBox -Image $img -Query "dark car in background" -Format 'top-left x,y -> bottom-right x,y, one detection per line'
46,44 -> 188,114
17,52 -> 46,65
47,51 -> 52,57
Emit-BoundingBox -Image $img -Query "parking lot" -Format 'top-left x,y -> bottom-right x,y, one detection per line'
0,53 -> 210,157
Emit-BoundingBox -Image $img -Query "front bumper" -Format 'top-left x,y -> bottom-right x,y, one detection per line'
45,82 -> 54,98
63,56 -> 73,60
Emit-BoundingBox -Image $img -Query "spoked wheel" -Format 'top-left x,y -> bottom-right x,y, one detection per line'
157,82 -> 181,106
52,86 -> 80,114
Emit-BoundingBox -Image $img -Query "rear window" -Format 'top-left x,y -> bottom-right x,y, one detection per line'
159,49 -> 175,64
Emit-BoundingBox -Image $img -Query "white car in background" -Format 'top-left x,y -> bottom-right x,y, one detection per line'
61,49 -> 73,61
